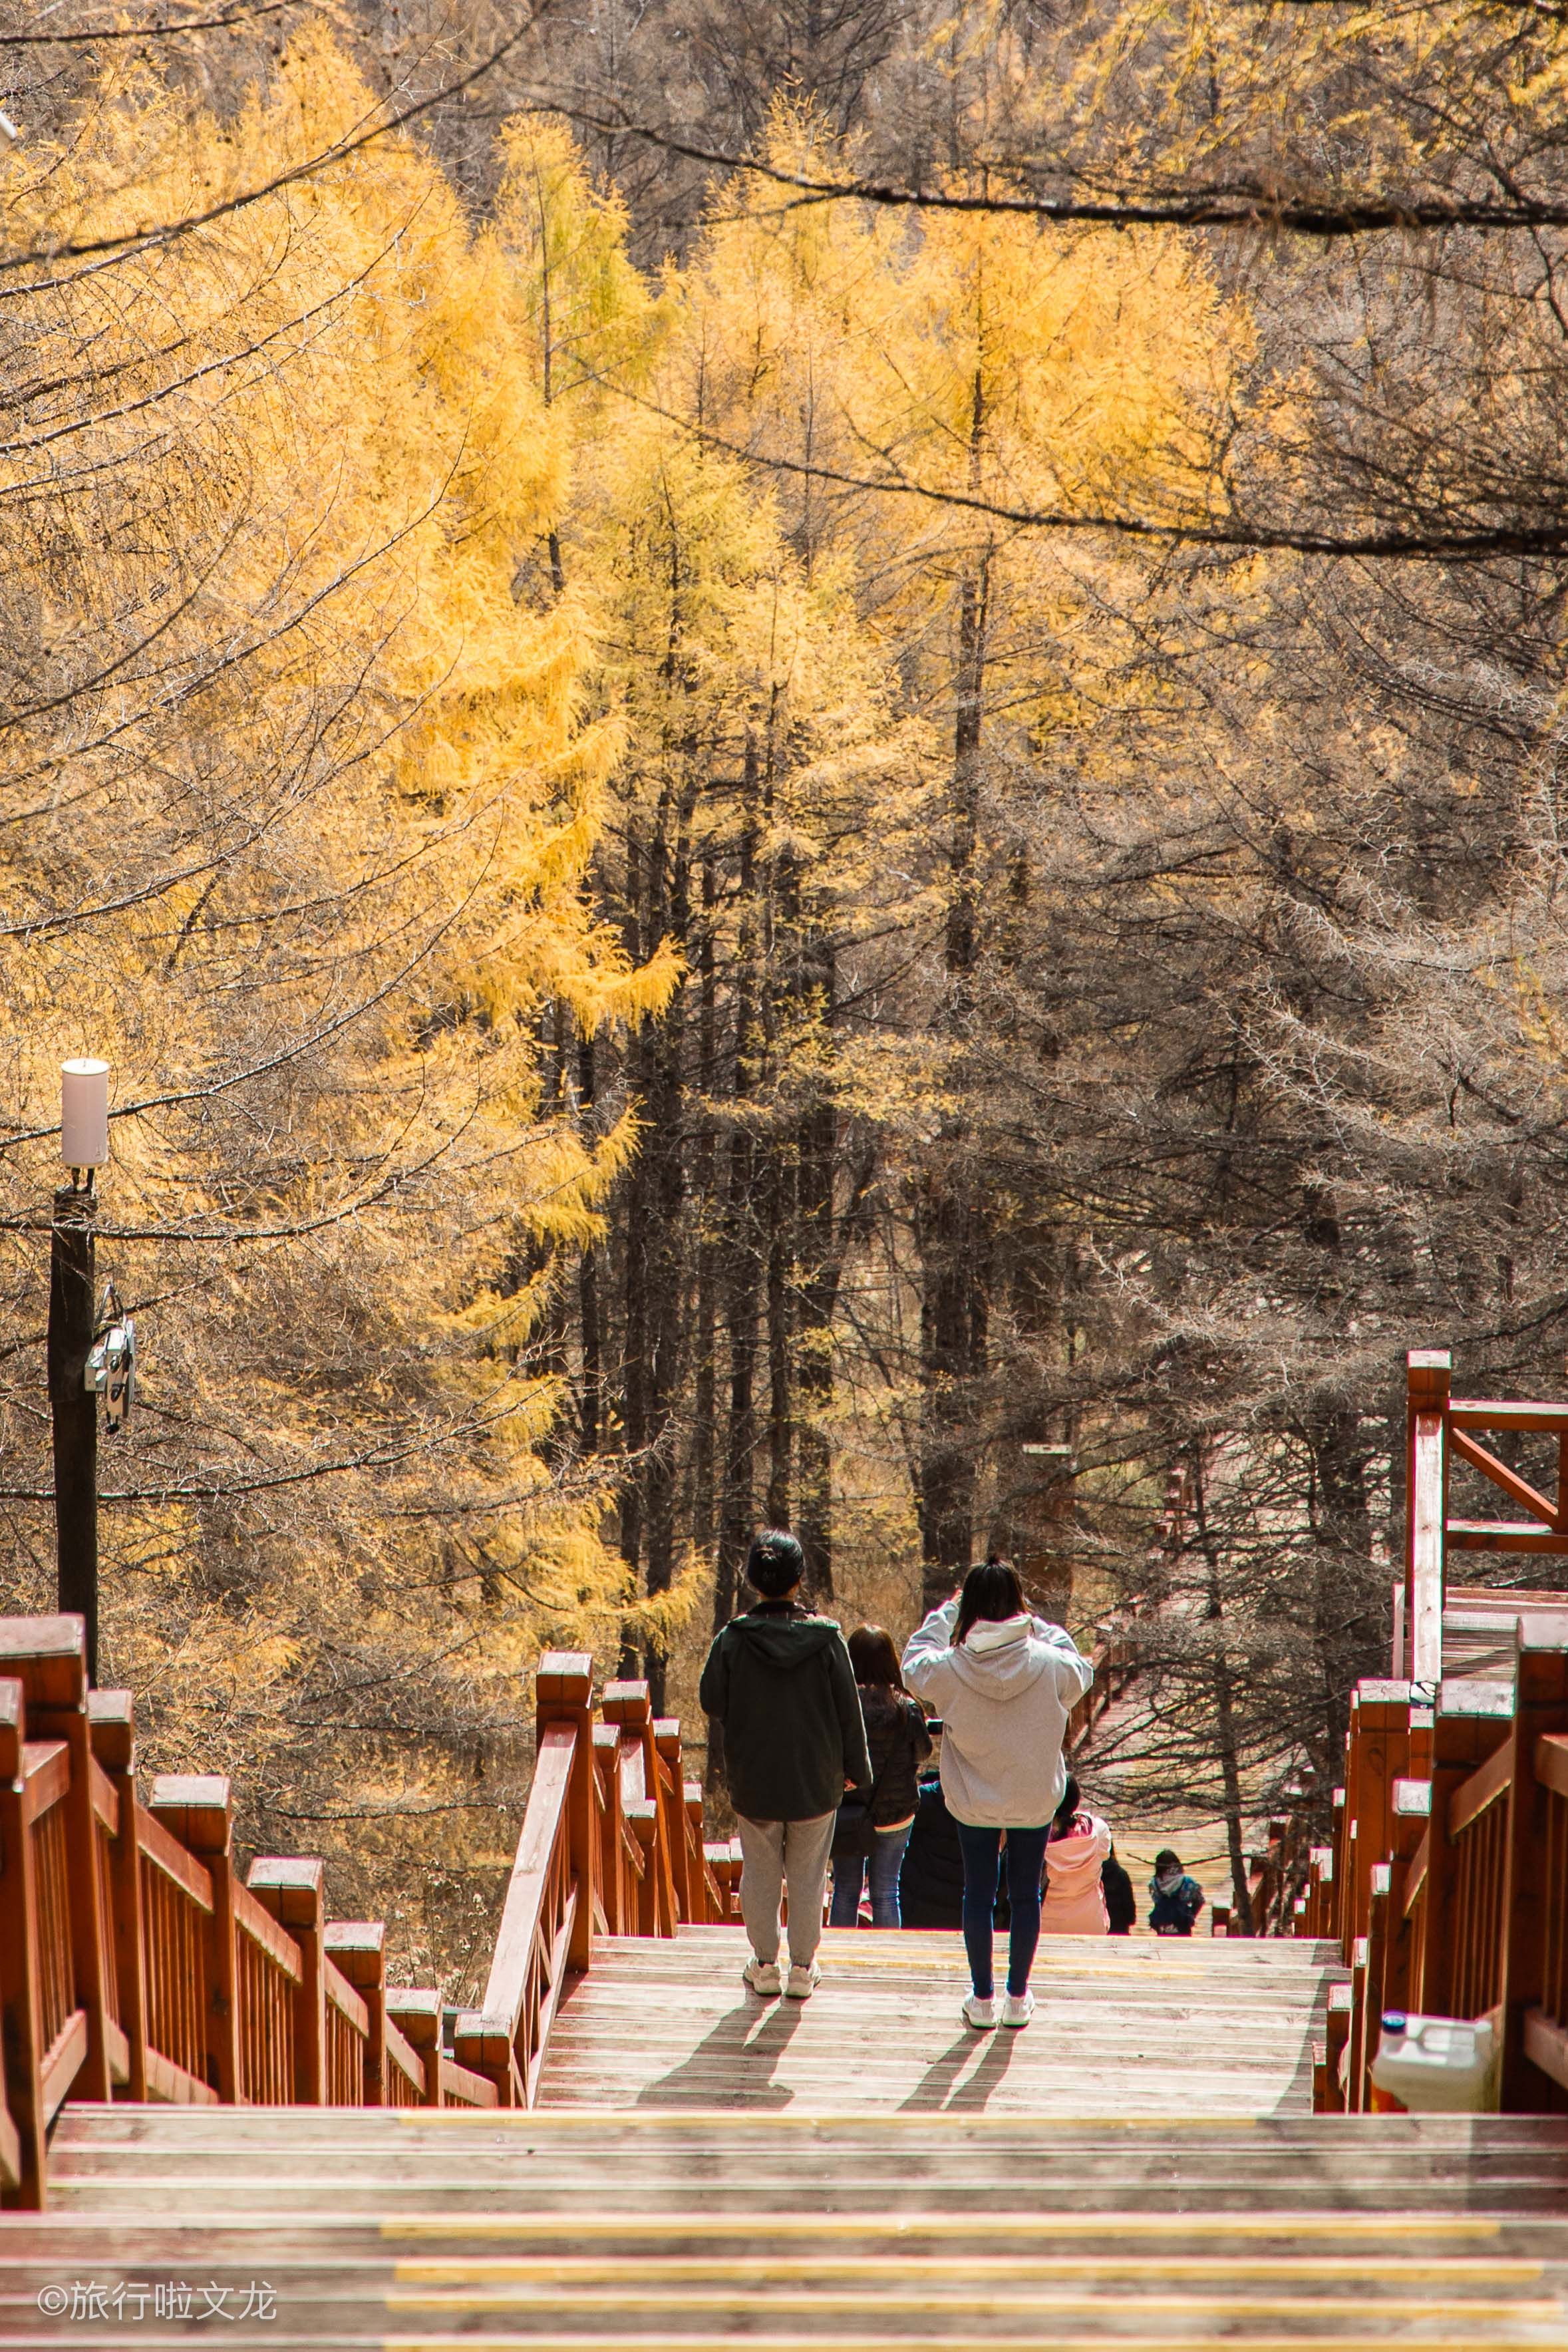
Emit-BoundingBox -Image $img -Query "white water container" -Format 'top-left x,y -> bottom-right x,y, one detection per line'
1369,2011 -> 1498,2112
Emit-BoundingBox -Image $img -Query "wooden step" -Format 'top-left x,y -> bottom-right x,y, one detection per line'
535,1930 -> 1344,2116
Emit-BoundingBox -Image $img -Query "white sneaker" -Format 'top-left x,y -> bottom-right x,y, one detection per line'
963,1993 -> 999,2029
1001,1989 -> 1034,2029
784,1959 -> 822,1999
744,1957 -> 782,1997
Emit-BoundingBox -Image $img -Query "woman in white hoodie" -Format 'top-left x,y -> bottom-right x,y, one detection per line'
902,1558 -> 1095,2031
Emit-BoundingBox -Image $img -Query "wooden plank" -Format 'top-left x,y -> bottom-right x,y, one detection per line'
1409,1404 -> 1446,1687
233,1878 -> 303,1983
1449,1739 -> 1514,1838
1451,1400 -> 1568,1432
385,2011 -> 425,2100
90,1690 -> 146,2103
38,2009 -> 88,2126
102,2013 -> 130,2087
144,2044 -> 221,2105
1402,1822 -> 1431,1919
323,1953 -> 370,2039
86,1753 -> 118,1837
0,1680 -> 47,2208
134,1803 -> 214,1914
478,1724 -> 576,2043
1523,2005 -> 1568,2093
1447,1520 -> 1568,1553
1499,1646 -> 1568,2106
439,2055 -> 500,2108
1448,1426 -> 1560,1528
247,1857 -> 325,2105
19,1741 -> 69,1826
0,2097 -> 19,2196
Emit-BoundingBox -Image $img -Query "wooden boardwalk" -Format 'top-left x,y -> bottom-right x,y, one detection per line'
537,1926 -> 1338,2115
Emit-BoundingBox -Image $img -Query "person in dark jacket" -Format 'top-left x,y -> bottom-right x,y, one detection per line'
899,1726 -> 965,1930
1149,1848 -> 1205,1935
699,1529 -> 871,2001
1101,1843 -> 1136,1935
829,1627 -> 932,1929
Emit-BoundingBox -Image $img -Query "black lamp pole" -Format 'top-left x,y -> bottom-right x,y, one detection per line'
48,1177 -> 98,1685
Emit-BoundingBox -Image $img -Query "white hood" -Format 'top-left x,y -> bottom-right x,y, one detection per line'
901,1597 -> 1095,1830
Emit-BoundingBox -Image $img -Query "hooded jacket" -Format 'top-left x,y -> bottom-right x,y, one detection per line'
1042,1810 -> 1112,1935
901,1599 -> 1094,1830
700,1601 -> 872,1824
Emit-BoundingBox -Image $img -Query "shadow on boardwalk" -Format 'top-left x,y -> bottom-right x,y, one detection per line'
637,1996 -> 805,2106
899,2029 -> 1020,2113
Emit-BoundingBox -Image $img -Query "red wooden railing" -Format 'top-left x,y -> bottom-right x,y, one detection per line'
1301,1348 -> 1568,2113
0,1621 -> 721,2203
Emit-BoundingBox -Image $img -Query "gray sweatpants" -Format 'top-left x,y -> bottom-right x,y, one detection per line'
736,1810 -> 836,1968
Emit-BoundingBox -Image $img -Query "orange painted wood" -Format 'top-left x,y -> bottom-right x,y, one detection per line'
383,2009 -> 424,2105
385,1988 -> 442,2108
1448,1425 -> 1559,1528
134,1804 -> 214,1913
233,1880 -> 303,1983
1446,1520 -> 1568,1553
0,1680 -> 48,2209
1406,1351 -> 1449,1689
457,1721 -> 579,2108
1450,1737 -> 1515,1838
0,1621 -> 116,2105
438,2053 -> 499,2106
1537,1731 -> 1568,1800
247,1857 -> 326,2105
1497,1644 -> 1568,2106
325,1923 -> 383,2103
88,1692 -> 146,2101
322,1952 -> 371,2038
38,2009 -> 88,2125
143,2045 -> 221,2105
149,1776 -> 238,2104
537,1658 -> 597,1973
21,1743 -> 69,1826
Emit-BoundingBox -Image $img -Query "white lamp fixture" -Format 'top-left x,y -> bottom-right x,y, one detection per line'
61,1059 -> 110,1170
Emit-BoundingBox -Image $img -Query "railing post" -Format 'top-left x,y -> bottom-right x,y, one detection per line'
536,1652 -> 595,1973
385,1987 -> 442,2107
1406,1349 -> 1451,1693
602,1681 -> 675,1935
0,1617 -> 114,2102
1499,1634 -> 1568,2108
248,1858 -> 325,2104
684,1782 -> 711,1921
87,1691 -> 146,2101
593,1724 -> 623,1932
149,1776 -> 238,2103
0,1681 -> 45,2208
325,1924 -> 387,2104
655,1721 -> 692,1922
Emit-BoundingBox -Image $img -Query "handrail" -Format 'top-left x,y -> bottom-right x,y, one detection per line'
0,1610 -> 714,2206
1304,1348 -> 1568,2116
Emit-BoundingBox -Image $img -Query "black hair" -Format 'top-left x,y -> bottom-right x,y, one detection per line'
1154,1848 -> 1182,1874
746,1528 -> 804,1599
953,1556 -> 1025,1647
1052,1772 -> 1082,1832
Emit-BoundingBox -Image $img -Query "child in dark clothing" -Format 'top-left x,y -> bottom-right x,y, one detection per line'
1148,1848 -> 1205,1935
1101,1843 -> 1136,1935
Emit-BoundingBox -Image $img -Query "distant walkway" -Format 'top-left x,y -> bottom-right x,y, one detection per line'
538,1926 -> 1340,2115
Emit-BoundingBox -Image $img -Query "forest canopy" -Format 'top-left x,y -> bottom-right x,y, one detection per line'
7,0 -> 1568,1964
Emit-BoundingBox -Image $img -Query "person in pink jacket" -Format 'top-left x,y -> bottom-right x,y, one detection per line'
1040,1774 -> 1112,1935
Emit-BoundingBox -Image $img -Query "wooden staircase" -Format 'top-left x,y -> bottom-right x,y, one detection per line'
3,1930 -> 1568,2342
15,1344 -> 1568,2340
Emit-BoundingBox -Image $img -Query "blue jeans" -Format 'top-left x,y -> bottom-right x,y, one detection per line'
830,1822 -> 914,1928
955,1822 -> 1050,1998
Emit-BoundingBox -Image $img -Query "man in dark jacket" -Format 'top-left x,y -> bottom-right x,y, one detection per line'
700,1528 -> 870,2001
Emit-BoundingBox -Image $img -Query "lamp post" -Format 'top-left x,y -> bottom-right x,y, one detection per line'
50,1059 -> 109,1684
